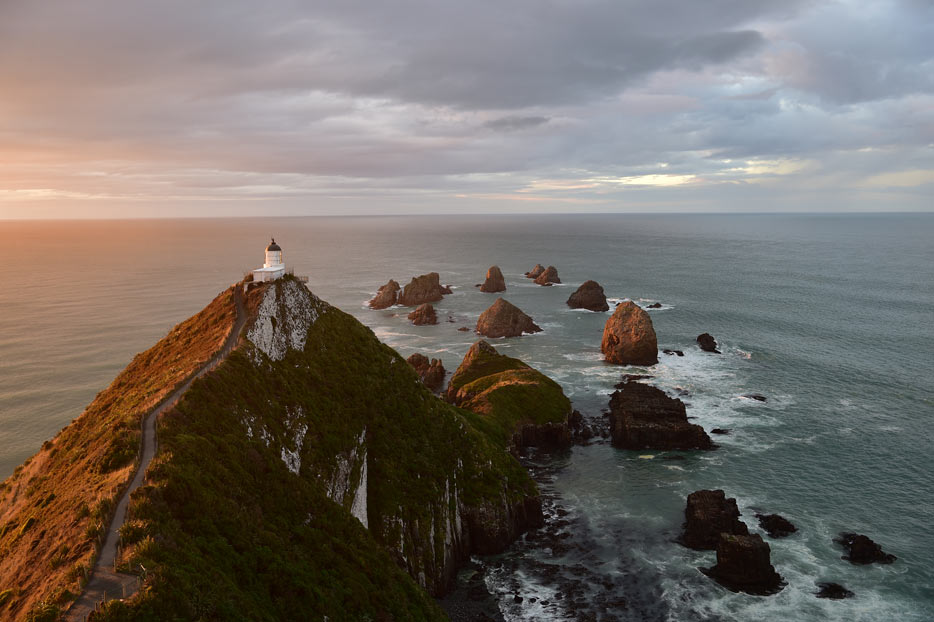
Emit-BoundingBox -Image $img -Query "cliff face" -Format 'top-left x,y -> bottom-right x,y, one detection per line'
92,278 -> 542,620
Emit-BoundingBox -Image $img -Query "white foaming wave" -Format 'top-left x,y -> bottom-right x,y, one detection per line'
561,351 -> 606,362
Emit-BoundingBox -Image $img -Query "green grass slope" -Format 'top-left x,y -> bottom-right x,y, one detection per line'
94,279 -> 541,621
0,287 -> 236,622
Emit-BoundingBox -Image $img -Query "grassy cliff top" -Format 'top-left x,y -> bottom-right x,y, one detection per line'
447,340 -> 572,446
0,286 -> 237,621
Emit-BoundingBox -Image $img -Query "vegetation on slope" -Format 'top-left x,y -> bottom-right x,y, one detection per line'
446,340 -> 573,447
91,280 -> 539,620
0,287 -> 236,621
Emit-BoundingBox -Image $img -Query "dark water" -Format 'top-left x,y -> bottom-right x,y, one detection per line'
1,214 -> 932,620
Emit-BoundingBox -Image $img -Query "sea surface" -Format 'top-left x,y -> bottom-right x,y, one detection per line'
1,214 -> 932,621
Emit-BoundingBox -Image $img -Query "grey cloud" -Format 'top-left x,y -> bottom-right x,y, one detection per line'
483,116 -> 550,132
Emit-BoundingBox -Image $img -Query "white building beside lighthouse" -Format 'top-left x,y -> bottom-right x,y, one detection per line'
251,238 -> 286,283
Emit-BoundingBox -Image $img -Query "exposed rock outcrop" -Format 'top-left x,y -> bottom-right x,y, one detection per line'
835,533 -> 897,564
608,381 -> 713,451
697,332 -> 720,353
480,266 -> 507,293
566,280 -> 609,312
816,582 -> 855,599
702,533 -> 785,595
476,298 -> 542,338
406,353 -> 446,392
601,301 -> 658,366
398,272 -> 450,306
681,489 -> 748,550
408,303 -> 438,326
647,302 -> 662,309
369,279 -> 401,309
446,340 -> 573,452
533,266 -> 560,286
525,264 -> 545,279
756,513 -> 797,538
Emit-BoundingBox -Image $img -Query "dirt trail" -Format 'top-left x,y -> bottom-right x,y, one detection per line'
66,286 -> 247,621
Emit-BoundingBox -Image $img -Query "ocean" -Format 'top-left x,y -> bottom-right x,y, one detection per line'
1,214 -> 932,620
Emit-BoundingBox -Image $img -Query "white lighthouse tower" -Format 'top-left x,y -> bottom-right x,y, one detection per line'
251,238 -> 286,283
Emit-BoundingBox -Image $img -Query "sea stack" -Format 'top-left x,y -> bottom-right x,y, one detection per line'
566,280 -> 609,312
525,264 -> 545,279
601,301 -> 658,365
702,534 -> 785,595
682,490 -> 749,550
406,353 -> 446,392
697,333 -> 720,353
369,279 -> 400,309
534,266 -> 560,286
476,298 -> 542,338
398,272 -> 449,306
408,303 -> 438,326
480,265 -> 507,293
608,382 -> 713,450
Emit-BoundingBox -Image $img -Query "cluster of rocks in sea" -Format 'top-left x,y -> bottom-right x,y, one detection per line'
678,488 -> 895,598
376,262 -> 898,604
369,272 -> 452,309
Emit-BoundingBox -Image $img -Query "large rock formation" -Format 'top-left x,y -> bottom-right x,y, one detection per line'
398,272 -> 450,306
406,353 -> 446,392
476,298 -> 542,338
408,303 -> 438,326
480,266 -> 507,293
369,279 -> 400,309
697,332 -> 720,353
681,489 -> 749,549
609,381 -> 713,450
601,301 -> 658,366
566,280 -> 609,312
446,340 -> 573,451
0,279 -> 554,621
533,266 -> 561,286
835,533 -> 897,564
525,264 -> 545,279
702,533 -> 785,595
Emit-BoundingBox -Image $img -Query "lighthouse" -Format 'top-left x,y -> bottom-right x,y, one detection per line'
251,238 -> 286,283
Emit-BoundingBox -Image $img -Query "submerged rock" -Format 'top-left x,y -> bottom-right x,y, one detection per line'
682,489 -> 748,550
710,428 -> 731,435
697,333 -> 720,353
816,582 -> 855,600
408,303 -> 438,326
662,349 -> 684,356
525,264 -> 545,279
743,393 -> 767,402
702,533 -> 785,595
476,298 -> 542,338
566,280 -> 609,312
609,382 -> 713,451
480,266 -> 507,293
398,272 -> 450,306
601,301 -> 658,366
756,513 -> 797,538
647,302 -> 662,309
534,266 -> 561,286
835,532 -> 897,564
368,279 -> 400,309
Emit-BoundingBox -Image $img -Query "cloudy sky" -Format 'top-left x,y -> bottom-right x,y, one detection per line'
1,0 -> 932,217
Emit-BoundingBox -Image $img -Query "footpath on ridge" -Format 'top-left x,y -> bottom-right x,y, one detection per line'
65,286 -> 247,622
